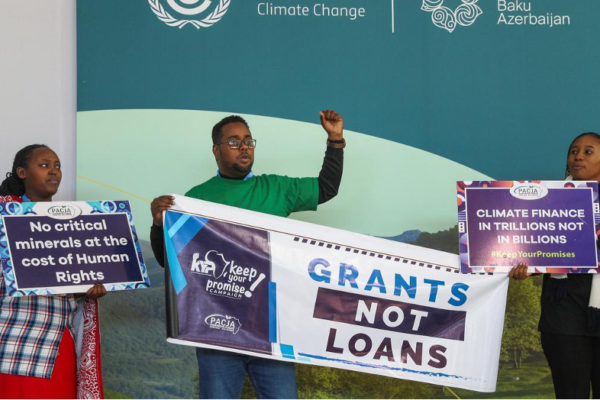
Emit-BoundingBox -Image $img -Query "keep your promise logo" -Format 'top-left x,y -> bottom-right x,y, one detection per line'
190,250 -> 267,299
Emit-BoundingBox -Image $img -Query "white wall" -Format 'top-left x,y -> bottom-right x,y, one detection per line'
0,0 -> 76,201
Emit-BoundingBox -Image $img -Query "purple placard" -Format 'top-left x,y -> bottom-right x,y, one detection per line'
4,214 -> 142,289
0,200 -> 150,296
457,181 -> 600,273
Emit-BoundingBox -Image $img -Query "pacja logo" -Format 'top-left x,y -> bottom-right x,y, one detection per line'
148,0 -> 230,29
47,204 -> 82,220
421,0 -> 483,33
204,314 -> 242,334
510,183 -> 549,201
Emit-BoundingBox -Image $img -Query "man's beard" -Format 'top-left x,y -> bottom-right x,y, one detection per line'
233,160 -> 253,174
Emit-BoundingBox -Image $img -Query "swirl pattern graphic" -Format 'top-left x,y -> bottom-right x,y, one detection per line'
421,0 -> 444,12
421,0 -> 483,33
455,3 -> 483,26
431,6 -> 456,33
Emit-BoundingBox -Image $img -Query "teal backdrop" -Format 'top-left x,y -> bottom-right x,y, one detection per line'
76,0 -> 600,398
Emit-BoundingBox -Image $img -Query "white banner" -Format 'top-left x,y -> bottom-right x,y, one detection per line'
165,195 -> 508,392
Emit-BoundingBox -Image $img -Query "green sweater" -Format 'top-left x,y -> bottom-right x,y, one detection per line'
185,174 -> 319,217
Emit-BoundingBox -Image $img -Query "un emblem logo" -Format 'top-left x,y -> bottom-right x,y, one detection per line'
148,0 -> 230,29
421,0 -> 482,33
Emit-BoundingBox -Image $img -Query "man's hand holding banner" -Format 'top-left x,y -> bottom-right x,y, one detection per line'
164,195 -> 508,392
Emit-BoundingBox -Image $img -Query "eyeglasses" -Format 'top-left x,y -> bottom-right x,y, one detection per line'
216,139 -> 257,149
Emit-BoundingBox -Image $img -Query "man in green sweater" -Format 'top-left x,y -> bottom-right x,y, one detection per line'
150,111 -> 345,399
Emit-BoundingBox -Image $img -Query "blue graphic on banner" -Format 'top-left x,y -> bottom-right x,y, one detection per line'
165,211 -> 272,354
164,211 -> 209,294
280,344 -> 296,360
298,353 -> 466,380
269,282 -> 277,343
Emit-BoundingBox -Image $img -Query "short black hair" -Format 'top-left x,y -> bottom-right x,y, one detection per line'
565,132 -> 600,177
212,115 -> 250,144
0,144 -> 49,196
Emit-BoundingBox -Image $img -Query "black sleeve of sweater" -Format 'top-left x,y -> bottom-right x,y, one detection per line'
318,146 -> 344,205
150,224 -> 166,268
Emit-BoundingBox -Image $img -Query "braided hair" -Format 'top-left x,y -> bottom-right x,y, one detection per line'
565,132 -> 600,178
0,144 -> 49,196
